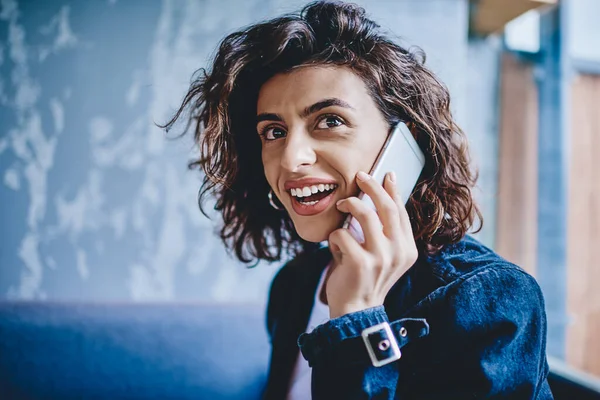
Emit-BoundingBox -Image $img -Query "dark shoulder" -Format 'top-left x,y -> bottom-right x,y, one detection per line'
414,235 -> 545,319
267,246 -> 330,299
388,236 -> 542,319
427,235 -> 524,283
265,246 -> 331,340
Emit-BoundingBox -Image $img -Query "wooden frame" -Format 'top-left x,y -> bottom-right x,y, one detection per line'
495,52 -> 539,276
470,0 -> 557,35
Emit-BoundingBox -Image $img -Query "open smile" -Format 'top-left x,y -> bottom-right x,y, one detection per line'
288,183 -> 338,216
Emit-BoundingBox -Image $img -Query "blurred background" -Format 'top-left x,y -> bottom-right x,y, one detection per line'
0,0 -> 598,387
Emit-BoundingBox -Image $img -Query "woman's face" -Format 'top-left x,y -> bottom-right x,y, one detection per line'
256,65 -> 389,243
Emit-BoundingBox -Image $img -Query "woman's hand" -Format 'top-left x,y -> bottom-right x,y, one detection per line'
326,171 -> 418,319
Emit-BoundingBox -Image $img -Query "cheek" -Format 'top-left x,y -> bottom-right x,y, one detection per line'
329,135 -> 385,180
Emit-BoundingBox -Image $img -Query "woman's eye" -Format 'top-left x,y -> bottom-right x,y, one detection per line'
262,127 -> 286,141
316,115 -> 344,129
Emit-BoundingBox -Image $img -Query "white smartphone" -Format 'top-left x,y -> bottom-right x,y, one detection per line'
342,122 -> 426,243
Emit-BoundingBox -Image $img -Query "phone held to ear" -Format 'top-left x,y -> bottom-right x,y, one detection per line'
342,122 -> 425,243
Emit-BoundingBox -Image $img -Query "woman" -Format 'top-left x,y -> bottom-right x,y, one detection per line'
164,1 -> 553,399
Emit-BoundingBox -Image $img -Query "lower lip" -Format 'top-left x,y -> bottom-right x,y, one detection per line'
290,189 -> 337,216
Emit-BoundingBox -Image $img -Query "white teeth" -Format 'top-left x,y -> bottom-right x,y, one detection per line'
303,200 -> 318,206
290,183 -> 338,198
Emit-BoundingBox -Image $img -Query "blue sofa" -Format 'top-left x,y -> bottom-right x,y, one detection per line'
2,302 -> 600,399
0,302 -> 270,399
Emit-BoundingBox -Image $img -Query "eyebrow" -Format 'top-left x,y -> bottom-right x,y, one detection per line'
256,98 -> 355,124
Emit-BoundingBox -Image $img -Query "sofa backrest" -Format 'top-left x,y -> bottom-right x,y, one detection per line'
0,302 -> 270,399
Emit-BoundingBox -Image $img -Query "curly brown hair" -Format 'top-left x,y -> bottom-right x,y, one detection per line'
162,1 -> 482,265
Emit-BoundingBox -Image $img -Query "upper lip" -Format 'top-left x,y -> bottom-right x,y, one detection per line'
283,177 -> 339,191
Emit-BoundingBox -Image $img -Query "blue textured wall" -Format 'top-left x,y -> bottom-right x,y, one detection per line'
0,0 -> 498,303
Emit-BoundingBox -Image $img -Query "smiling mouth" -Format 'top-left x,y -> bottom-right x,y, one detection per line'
290,184 -> 338,206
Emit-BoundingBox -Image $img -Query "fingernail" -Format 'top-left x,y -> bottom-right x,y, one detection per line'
336,199 -> 344,207
389,171 -> 396,183
357,171 -> 370,181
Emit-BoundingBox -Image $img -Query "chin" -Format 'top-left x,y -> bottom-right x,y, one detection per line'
292,215 -> 343,243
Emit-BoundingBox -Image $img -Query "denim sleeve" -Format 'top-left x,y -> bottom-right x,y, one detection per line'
297,266 -> 552,400
298,306 -> 401,399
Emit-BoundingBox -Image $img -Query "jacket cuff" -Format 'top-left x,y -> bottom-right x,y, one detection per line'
297,306 -> 389,367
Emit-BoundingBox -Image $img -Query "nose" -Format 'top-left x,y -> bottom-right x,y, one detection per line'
280,129 -> 317,172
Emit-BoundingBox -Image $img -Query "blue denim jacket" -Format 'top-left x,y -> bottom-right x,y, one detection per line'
262,235 -> 554,399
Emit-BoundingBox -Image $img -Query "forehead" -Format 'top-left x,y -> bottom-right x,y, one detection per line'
256,66 -> 370,113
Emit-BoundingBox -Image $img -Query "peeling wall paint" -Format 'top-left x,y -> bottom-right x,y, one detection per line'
0,0 -> 498,304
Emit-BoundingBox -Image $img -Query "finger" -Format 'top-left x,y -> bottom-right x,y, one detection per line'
355,171 -> 401,238
328,227 -> 364,263
382,171 -> 413,236
336,196 -> 386,252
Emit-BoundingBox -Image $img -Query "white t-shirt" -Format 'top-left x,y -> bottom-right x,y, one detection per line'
286,264 -> 331,400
